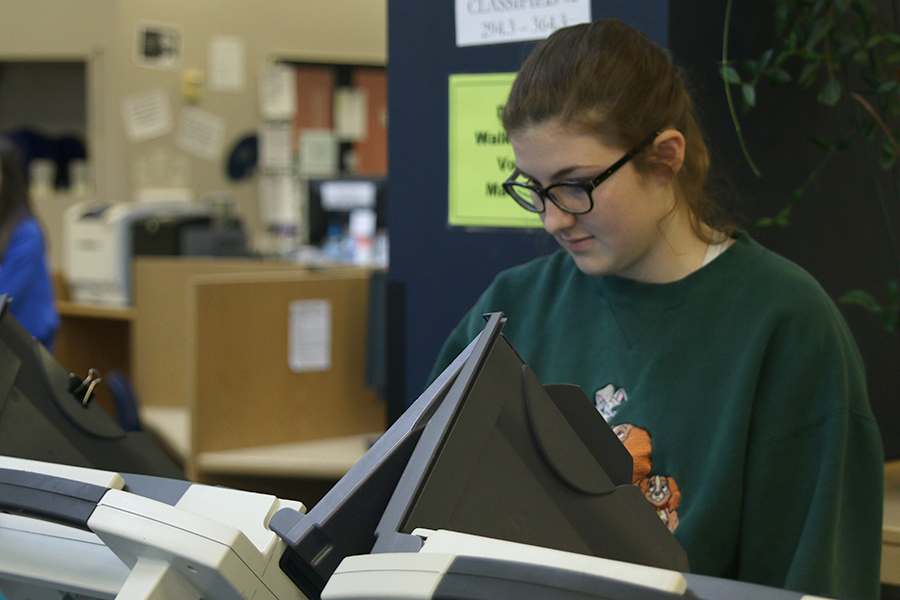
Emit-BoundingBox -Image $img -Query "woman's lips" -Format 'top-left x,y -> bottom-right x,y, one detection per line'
560,235 -> 593,252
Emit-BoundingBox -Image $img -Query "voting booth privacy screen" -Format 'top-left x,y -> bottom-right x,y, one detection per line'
0,309 -> 689,600
271,312 -> 688,599
0,296 -> 184,480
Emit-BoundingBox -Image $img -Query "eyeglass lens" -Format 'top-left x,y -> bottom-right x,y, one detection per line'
507,182 -> 592,214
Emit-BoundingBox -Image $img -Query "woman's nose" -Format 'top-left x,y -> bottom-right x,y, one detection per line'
540,199 -> 577,235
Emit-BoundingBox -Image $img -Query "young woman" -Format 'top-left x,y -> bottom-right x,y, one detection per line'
430,19 -> 883,600
0,138 -> 59,350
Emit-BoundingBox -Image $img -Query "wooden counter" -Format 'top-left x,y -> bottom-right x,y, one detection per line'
883,461 -> 900,584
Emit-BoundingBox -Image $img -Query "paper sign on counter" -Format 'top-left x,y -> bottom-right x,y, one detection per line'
289,300 -> 332,373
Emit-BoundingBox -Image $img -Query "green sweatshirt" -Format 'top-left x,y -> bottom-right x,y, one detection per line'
429,231 -> 883,600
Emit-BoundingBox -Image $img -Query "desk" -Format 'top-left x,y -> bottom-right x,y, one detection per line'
884,461 -> 900,585
54,300 -> 134,418
196,434 -> 379,480
141,405 -> 191,464
57,300 -> 136,321
141,405 -> 377,507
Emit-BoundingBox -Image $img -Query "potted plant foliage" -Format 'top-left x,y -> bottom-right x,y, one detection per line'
721,0 -> 900,332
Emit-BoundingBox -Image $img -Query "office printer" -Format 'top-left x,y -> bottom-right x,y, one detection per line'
64,201 -> 210,305
63,200 -> 246,306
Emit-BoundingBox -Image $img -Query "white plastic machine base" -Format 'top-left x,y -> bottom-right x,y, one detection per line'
0,456 -> 306,600
321,529 -> 832,600
322,528 -> 687,600
0,456 -> 832,600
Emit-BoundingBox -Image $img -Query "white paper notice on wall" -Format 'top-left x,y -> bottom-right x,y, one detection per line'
289,299 -> 332,373
259,172 -> 299,228
298,128 -> 338,176
260,121 -> 293,171
455,0 -> 591,47
209,35 -> 246,93
260,62 -> 297,121
177,107 -> 226,161
334,88 -> 368,142
122,89 -> 173,142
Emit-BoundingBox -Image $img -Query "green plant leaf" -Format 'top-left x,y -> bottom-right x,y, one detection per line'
742,83 -> 757,109
836,137 -> 853,149
855,0 -> 876,18
888,279 -> 900,305
784,31 -> 799,54
840,284 -> 900,334
811,0 -> 829,17
771,206 -> 793,227
766,67 -> 792,83
865,34 -> 884,50
863,119 -> 878,140
798,48 -> 822,62
840,289 -> 882,312
806,17 -> 834,49
721,65 -> 742,84
818,79 -> 842,105
810,135 -> 833,150
833,34 -> 860,60
877,80 -> 899,94
861,70 -> 883,89
798,60 -> 822,86
879,145 -> 897,169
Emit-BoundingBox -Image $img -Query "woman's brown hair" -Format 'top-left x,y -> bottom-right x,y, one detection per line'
0,138 -> 34,259
502,19 -> 734,241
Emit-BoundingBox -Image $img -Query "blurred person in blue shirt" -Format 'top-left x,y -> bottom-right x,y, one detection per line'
0,137 -> 59,350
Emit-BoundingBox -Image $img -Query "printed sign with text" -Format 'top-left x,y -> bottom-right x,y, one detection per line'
455,0 -> 591,47
448,72 -> 542,229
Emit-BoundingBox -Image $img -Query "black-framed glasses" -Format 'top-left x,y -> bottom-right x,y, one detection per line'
502,130 -> 662,215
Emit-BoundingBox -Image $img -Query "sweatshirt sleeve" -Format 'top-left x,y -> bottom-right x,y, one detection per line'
0,221 -> 46,302
738,297 -> 883,600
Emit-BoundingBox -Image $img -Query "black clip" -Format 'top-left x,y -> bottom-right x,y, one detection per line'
69,369 -> 102,406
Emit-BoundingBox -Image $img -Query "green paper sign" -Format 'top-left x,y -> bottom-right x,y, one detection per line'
448,73 -> 542,229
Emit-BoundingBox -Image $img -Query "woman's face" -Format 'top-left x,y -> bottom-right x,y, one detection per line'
509,121 -> 694,283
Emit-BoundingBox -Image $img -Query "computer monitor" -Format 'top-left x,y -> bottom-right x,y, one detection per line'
0,296 -> 184,480
306,176 -> 387,245
271,312 -> 688,600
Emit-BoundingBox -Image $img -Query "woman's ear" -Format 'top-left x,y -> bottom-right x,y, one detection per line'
651,129 -> 685,182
